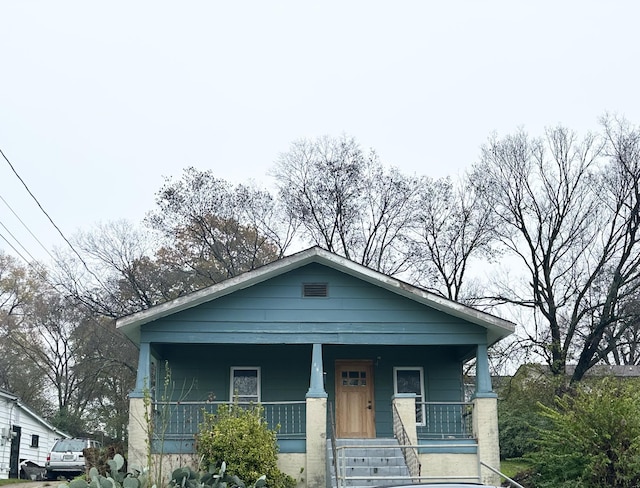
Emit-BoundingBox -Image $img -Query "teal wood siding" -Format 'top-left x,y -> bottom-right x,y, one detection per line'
156,344 -> 311,402
323,345 -> 464,438
140,263 -> 488,346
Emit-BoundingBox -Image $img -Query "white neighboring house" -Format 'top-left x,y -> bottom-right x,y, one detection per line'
0,388 -> 69,479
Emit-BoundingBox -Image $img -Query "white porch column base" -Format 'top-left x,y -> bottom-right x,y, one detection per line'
472,396 -> 500,486
128,397 -> 150,473
391,394 -> 418,446
305,397 -> 327,488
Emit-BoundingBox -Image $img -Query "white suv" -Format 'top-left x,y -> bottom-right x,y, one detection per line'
45,438 -> 102,479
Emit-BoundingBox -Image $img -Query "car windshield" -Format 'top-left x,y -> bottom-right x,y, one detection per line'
52,439 -> 86,452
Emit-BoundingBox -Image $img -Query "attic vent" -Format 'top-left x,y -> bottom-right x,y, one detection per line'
303,282 -> 328,298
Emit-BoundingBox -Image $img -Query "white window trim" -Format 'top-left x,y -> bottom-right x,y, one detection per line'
393,366 -> 426,426
230,366 -> 261,403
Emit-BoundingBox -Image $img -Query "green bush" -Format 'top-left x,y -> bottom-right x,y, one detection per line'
527,377 -> 640,488
195,403 -> 296,488
497,364 -> 560,459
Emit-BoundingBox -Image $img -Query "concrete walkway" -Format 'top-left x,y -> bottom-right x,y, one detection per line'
1,482 -> 60,488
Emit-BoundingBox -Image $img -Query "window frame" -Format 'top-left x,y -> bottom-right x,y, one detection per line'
230,366 -> 261,403
30,434 -> 39,448
393,366 -> 426,426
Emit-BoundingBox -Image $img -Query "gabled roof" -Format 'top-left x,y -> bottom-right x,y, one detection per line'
0,389 -> 69,439
116,246 -> 515,345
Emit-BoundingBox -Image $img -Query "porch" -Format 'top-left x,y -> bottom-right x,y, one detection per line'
149,399 -> 475,454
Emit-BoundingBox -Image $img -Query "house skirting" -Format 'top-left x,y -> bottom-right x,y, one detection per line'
418,452 -> 479,482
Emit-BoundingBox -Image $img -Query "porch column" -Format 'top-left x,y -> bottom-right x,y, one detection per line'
391,394 -> 418,446
131,341 -> 151,398
128,396 -> 150,472
306,343 -> 327,398
128,342 -> 151,471
306,344 -> 327,488
474,343 -> 495,398
472,343 -> 500,486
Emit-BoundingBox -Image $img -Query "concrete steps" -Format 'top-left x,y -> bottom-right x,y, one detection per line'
327,438 -> 411,488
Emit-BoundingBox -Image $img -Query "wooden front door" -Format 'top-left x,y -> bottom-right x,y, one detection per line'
335,360 -> 375,438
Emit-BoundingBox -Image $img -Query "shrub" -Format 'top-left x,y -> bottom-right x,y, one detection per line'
527,377 -> 640,488
196,403 -> 296,488
497,364 -> 560,459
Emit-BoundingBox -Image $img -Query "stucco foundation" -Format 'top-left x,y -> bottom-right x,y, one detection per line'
277,453 -> 307,487
418,453 -> 479,482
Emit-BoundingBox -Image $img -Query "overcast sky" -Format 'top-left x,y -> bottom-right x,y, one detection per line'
1,1 -> 639,264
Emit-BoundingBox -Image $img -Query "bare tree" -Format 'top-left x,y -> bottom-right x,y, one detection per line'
409,176 -> 499,302
601,294 -> 640,366
473,120 -> 640,382
0,252 -> 51,413
273,135 -> 422,275
67,220 -> 187,315
8,282 -> 136,438
145,167 -> 286,285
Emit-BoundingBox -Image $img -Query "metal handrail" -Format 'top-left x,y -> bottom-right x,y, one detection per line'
334,443 -> 481,485
327,402 -> 339,488
480,461 -> 525,488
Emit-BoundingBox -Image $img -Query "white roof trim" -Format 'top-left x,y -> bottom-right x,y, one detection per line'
0,389 -> 70,439
117,247 -> 515,345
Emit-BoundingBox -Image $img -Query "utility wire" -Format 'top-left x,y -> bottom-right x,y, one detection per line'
0,192 -> 58,263
0,218 -> 40,264
0,223 -> 132,351
0,147 -> 134,350
0,229 -> 36,268
0,147 -> 123,307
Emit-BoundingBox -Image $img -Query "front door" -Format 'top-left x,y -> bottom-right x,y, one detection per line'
335,360 -> 375,438
9,425 -> 20,479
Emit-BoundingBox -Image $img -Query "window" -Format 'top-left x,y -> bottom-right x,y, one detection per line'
30,434 -> 39,448
394,367 -> 425,425
230,367 -> 261,403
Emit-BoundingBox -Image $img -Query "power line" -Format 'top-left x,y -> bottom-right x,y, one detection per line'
0,219 -> 40,264
0,220 -> 129,347
0,147 -> 122,306
0,192 -> 58,263
0,228 -> 37,268
0,146 -> 135,348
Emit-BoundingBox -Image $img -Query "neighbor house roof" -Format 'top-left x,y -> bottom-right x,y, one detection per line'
116,246 -> 516,346
0,389 -> 69,439
517,363 -> 640,379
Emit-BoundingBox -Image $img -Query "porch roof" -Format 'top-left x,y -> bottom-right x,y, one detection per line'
116,247 -> 515,346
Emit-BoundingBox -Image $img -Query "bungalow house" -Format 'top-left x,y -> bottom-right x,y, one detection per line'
117,247 -> 515,487
0,389 -> 69,479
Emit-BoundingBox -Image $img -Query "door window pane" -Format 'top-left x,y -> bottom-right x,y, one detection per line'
342,370 -> 367,386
